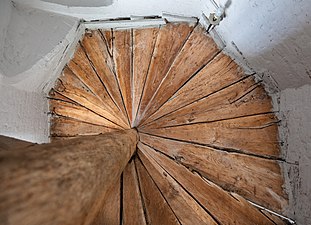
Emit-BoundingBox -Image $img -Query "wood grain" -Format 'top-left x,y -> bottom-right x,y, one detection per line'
135,157 -> 180,225
139,141 -> 281,225
113,29 -> 133,124
100,29 -> 113,56
138,143 -> 218,225
68,44 -> 121,117
135,23 -> 195,125
0,129 -> 138,225
139,133 -> 288,211
0,136 -> 34,151
54,86 -> 128,129
55,66 -> 128,128
142,77 -> 273,129
143,53 -> 247,125
122,160 -> 147,225
46,22 -> 288,224
132,27 -> 159,127
140,117 -> 281,157
50,116 -> 117,138
50,99 -> 122,129
81,30 -> 128,121
91,179 -> 120,225
139,25 -> 219,125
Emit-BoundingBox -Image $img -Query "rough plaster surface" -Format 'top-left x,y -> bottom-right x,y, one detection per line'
0,0 -> 12,58
201,0 -> 311,90
280,84 -> 311,225
0,3 -> 77,78
0,84 -> 49,143
42,0 -> 113,7
14,0 -> 202,21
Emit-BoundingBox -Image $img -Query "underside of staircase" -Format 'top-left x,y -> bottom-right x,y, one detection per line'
46,22 -> 289,224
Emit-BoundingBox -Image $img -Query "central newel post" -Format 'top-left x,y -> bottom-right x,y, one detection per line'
0,129 -> 138,225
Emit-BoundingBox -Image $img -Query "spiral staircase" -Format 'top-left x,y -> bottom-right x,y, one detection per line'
49,22 -> 289,224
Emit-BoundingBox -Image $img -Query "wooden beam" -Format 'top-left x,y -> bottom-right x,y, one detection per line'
0,129 -> 138,225
91,178 -> 121,225
0,136 -> 34,151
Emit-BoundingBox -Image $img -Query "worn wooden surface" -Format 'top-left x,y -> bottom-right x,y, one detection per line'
50,116 -> 117,138
138,143 -> 218,225
68,44 -> 119,114
139,25 -> 219,125
140,118 -> 280,157
113,29 -> 133,124
50,99 -> 122,129
91,179 -> 121,225
132,27 -> 159,126
135,157 -> 180,225
142,53 -> 247,125
100,29 -> 113,56
47,22 -> 290,224
0,129 -> 138,225
135,23 -> 195,125
139,133 -> 287,212
0,136 -> 34,151
138,141 -> 286,225
81,30 -> 128,119
122,160 -> 147,225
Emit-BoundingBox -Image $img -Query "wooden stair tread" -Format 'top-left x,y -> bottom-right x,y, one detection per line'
49,22 -> 290,224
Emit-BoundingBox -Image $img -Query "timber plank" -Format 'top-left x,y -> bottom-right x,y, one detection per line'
132,27 -> 159,126
81,30 -> 128,119
113,29 -> 133,123
140,120 -> 280,157
143,53 -> 246,125
68,44 -> 120,116
92,179 -> 120,225
49,88 -> 76,104
50,116 -> 117,137
123,160 -> 147,225
56,65 -> 129,128
139,142 -> 280,225
139,133 -> 287,211
135,158 -> 180,225
50,99 -> 121,129
137,143 -> 218,225
261,211 -> 289,225
56,66 -> 93,94
142,77 -> 272,129
54,85 -> 128,129
135,23 -> 195,125
100,29 -> 113,56
139,25 -> 219,125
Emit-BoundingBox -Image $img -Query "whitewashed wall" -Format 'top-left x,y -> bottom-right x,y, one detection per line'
201,0 -> 311,90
